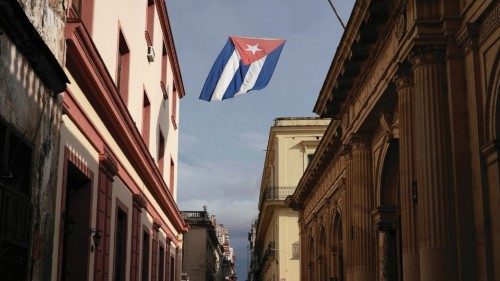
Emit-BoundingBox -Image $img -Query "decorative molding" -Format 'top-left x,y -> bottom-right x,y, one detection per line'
394,12 -> 406,41
479,3 -> 500,44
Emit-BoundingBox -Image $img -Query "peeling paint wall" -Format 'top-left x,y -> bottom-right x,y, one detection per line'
16,0 -> 67,64
0,26 -> 62,281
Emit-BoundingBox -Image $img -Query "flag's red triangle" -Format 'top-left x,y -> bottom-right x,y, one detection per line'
230,36 -> 286,65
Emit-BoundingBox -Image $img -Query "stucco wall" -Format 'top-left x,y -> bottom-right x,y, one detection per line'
183,229 -> 208,281
91,0 -> 180,199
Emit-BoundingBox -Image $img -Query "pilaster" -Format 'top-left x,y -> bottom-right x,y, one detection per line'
410,46 -> 458,281
394,69 -> 420,281
342,145 -> 354,281
349,134 -> 375,281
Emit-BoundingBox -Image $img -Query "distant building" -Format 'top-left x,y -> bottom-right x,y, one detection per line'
0,0 -> 67,280
182,209 -> 225,281
251,117 -> 330,281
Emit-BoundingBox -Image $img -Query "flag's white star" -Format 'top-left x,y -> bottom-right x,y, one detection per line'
245,44 -> 262,55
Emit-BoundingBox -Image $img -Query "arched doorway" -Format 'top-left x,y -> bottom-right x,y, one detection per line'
376,141 -> 402,280
330,212 -> 344,281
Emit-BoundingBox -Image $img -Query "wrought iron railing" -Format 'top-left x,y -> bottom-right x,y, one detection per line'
258,186 -> 296,208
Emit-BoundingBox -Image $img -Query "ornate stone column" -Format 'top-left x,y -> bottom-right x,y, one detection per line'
349,135 -> 375,281
394,70 -> 420,281
410,47 -> 458,281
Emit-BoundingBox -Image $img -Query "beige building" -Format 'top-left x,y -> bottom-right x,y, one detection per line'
51,0 -> 188,281
252,117 -> 330,281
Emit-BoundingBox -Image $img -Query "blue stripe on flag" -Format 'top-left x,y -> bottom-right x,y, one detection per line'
252,43 -> 285,91
199,40 -> 235,101
221,64 -> 251,100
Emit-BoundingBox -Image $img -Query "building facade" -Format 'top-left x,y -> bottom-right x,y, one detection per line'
51,0 -> 188,281
288,0 -> 500,281
253,118 -> 330,281
182,210 -> 230,281
0,0 -> 68,280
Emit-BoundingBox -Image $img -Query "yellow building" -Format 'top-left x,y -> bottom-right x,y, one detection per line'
253,118 -> 330,281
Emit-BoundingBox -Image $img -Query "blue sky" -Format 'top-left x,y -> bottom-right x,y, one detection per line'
168,0 -> 355,278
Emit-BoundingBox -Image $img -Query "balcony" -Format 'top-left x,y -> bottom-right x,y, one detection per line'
181,210 -> 209,223
258,186 -> 296,207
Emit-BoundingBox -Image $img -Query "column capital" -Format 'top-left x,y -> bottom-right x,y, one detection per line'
349,133 -> 372,151
341,144 -> 352,160
393,73 -> 413,91
408,45 -> 446,69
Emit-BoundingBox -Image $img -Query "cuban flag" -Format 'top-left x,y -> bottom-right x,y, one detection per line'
199,36 -> 286,101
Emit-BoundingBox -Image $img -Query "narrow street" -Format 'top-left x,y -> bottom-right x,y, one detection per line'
0,0 -> 498,281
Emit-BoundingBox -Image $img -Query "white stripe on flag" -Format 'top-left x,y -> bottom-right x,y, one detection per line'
211,51 -> 240,101
235,56 -> 267,96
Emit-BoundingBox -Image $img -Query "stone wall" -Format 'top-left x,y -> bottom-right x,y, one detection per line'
16,0 -> 67,64
0,31 -> 62,281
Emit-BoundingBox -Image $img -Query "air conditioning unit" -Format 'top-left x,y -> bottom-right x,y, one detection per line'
147,45 -> 155,62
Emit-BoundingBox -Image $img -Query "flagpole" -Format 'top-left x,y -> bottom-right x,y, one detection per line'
326,0 -> 346,30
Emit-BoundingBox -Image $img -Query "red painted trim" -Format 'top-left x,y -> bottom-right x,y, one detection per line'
155,0 -> 185,98
146,0 -> 155,46
94,156 -> 114,281
57,147 -> 94,281
130,203 -> 141,281
64,22 -> 188,235
151,225 -> 159,281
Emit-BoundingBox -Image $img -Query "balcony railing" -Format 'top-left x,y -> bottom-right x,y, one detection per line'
181,211 -> 209,222
258,186 -> 296,207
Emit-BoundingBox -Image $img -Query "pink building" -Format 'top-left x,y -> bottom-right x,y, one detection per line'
50,0 -> 188,281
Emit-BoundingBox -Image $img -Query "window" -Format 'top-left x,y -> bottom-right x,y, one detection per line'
114,207 -> 128,281
307,153 -> 314,165
117,30 -> 130,104
0,121 -> 33,280
158,131 -> 165,176
161,43 -> 169,99
142,230 -> 150,281
171,84 -> 177,129
145,0 -> 155,45
158,246 -> 165,281
142,92 -> 151,147
161,43 -> 168,83
169,158 -> 174,193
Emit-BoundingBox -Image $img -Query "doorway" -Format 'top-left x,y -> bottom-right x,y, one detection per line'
59,161 -> 92,281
